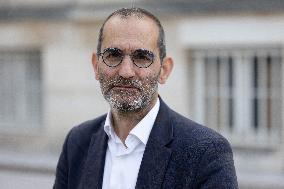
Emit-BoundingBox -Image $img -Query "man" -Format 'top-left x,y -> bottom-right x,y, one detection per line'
54,7 -> 238,189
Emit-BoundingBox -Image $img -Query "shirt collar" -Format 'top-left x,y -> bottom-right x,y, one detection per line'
130,99 -> 160,145
104,112 -> 114,138
103,98 -> 160,145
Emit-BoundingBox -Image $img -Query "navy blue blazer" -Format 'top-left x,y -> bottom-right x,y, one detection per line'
54,99 -> 238,189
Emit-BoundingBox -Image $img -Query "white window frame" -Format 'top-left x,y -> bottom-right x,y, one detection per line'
0,49 -> 42,134
190,46 -> 283,148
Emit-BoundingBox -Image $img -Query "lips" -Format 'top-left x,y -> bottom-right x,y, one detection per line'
103,77 -> 142,94
112,85 -> 139,91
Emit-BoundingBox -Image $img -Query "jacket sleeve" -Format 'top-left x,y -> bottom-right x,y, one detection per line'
53,131 -> 71,189
194,138 -> 238,189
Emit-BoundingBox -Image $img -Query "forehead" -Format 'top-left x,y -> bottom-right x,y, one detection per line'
102,16 -> 159,50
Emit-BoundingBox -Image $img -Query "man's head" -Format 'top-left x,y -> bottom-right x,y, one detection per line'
97,8 -> 166,62
92,7 -> 173,112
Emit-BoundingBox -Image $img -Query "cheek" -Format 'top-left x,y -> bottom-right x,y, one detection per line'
139,71 -> 161,87
137,65 -> 161,78
98,66 -> 116,79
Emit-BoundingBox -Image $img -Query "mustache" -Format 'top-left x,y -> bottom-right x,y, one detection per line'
112,77 -> 141,88
101,76 -> 142,90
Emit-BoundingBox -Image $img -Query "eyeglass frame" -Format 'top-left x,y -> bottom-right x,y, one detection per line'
97,47 -> 156,68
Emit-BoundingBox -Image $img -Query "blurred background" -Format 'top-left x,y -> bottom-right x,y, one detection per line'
0,0 -> 284,188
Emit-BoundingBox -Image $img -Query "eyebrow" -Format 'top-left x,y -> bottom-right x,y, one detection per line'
103,47 -> 154,53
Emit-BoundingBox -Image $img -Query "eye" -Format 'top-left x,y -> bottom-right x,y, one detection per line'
104,48 -> 122,60
132,49 -> 154,62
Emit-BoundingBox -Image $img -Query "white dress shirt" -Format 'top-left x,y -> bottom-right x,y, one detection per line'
102,99 -> 160,189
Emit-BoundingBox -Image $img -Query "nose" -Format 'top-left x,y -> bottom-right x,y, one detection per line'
118,55 -> 135,78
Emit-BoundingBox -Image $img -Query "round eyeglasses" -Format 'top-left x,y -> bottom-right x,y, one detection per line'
98,47 -> 155,68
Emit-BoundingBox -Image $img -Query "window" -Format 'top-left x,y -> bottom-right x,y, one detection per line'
190,47 -> 282,147
0,49 -> 42,130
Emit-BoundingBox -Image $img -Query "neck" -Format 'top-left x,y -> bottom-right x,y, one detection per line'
111,95 -> 158,144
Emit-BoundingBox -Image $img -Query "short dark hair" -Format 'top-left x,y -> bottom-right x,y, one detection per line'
97,7 -> 166,62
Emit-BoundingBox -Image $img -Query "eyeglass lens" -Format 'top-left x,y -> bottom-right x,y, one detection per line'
101,48 -> 154,68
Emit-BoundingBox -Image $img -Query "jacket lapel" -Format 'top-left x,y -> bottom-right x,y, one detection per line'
136,99 -> 174,189
80,122 -> 108,189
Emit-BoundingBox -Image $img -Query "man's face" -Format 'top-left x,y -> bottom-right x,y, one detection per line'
95,16 -> 162,112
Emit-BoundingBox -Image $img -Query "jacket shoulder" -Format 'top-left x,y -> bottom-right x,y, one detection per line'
168,108 -> 234,160
167,110 -> 238,188
169,109 -> 228,144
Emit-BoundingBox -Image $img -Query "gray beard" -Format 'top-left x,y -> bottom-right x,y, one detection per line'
105,85 -> 157,112
99,75 -> 159,112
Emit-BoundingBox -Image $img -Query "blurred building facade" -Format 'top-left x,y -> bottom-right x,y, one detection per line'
0,0 -> 284,188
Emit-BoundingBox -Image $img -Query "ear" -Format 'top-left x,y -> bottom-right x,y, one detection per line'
92,52 -> 100,80
158,57 -> 174,84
